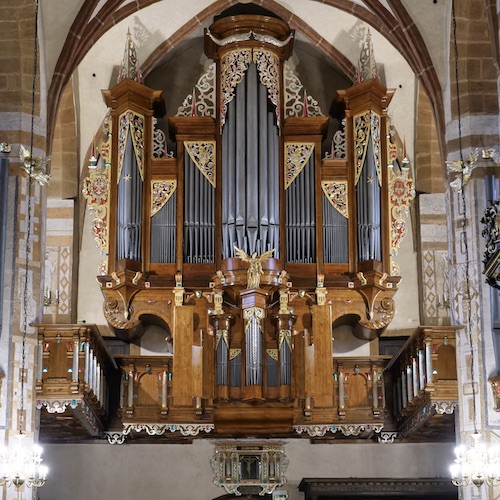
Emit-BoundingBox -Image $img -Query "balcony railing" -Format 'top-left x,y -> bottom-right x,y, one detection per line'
333,356 -> 388,421
385,326 -> 460,437
115,355 -> 173,423
35,324 -> 117,436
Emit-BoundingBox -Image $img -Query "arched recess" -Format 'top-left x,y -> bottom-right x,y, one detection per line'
415,84 -> 444,194
137,313 -> 173,355
46,0 -> 444,161
49,77 -> 78,200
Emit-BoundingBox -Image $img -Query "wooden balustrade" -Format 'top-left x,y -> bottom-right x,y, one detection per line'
384,326 -> 460,437
35,324 -> 117,436
333,357 -> 388,421
115,355 -> 173,423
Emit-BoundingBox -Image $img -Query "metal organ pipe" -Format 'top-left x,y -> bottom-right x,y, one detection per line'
117,133 -> 142,261
356,138 -> 381,262
151,191 -> 176,263
322,197 -> 348,263
221,63 -> 279,258
183,152 -> 215,263
245,312 -> 263,385
286,156 -> 315,263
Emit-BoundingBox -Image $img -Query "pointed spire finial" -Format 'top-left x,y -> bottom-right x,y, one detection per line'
358,29 -> 378,83
117,29 -> 142,84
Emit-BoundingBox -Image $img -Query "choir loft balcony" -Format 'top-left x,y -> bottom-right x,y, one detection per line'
35,324 -> 118,441
384,326 -> 460,440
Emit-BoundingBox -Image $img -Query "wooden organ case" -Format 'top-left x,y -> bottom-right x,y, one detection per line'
86,15 -> 419,440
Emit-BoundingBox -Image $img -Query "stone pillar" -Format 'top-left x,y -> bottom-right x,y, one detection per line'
0,2 -> 47,498
416,193 -> 451,326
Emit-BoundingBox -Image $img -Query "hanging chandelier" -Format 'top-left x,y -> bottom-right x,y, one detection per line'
0,434 -> 48,489
450,432 -> 500,487
448,0 -> 498,489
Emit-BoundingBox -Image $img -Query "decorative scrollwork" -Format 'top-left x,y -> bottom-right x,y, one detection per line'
83,159 -> 110,255
104,432 -> 127,445
324,119 -> 346,160
378,431 -> 399,444
293,423 -> 383,437
370,111 -> 382,185
285,143 -> 314,189
103,296 -> 139,330
267,348 -> 279,361
220,49 -> 252,130
358,297 -> 395,331
284,62 -> 323,118
354,112 -> 370,184
388,165 -> 415,275
321,181 -> 348,218
36,399 -> 79,413
117,111 -> 145,180
176,63 -> 216,118
122,423 -> 214,436
481,200 -> 500,289
243,307 -> 265,331
206,28 -> 252,46
254,49 -> 281,127
431,401 -> 457,415
206,28 -> 293,48
185,141 -> 216,187
151,180 -> 176,216
252,31 -> 294,47
152,125 -> 167,158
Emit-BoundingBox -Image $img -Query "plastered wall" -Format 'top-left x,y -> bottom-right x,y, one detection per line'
39,440 -> 455,500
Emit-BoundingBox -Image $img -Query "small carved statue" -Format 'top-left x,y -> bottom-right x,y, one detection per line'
234,246 -> 274,289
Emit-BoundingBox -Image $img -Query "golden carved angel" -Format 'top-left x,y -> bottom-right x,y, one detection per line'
234,246 -> 275,289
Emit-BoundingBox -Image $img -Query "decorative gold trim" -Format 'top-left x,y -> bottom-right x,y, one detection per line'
118,110 -> 145,181
321,181 -> 348,218
220,49 -> 252,131
284,142 -> 315,189
253,49 -> 281,128
151,180 -> 177,217
370,111 -> 382,186
229,348 -> 241,360
216,329 -> 229,348
354,112 -> 370,185
267,349 -> 279,361
184,141 -> 216,187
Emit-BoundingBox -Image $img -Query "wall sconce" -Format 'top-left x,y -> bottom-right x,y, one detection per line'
194,396 -> 203,418
437,293 -> 450,311
44,288 -> 59,307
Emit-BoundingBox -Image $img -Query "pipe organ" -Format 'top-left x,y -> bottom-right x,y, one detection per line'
84,15 -> 418,436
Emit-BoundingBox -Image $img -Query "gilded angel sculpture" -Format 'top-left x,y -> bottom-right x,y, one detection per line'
446,148 -> 478,192
234,246 -> 275,289
19,144 -> 51,186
